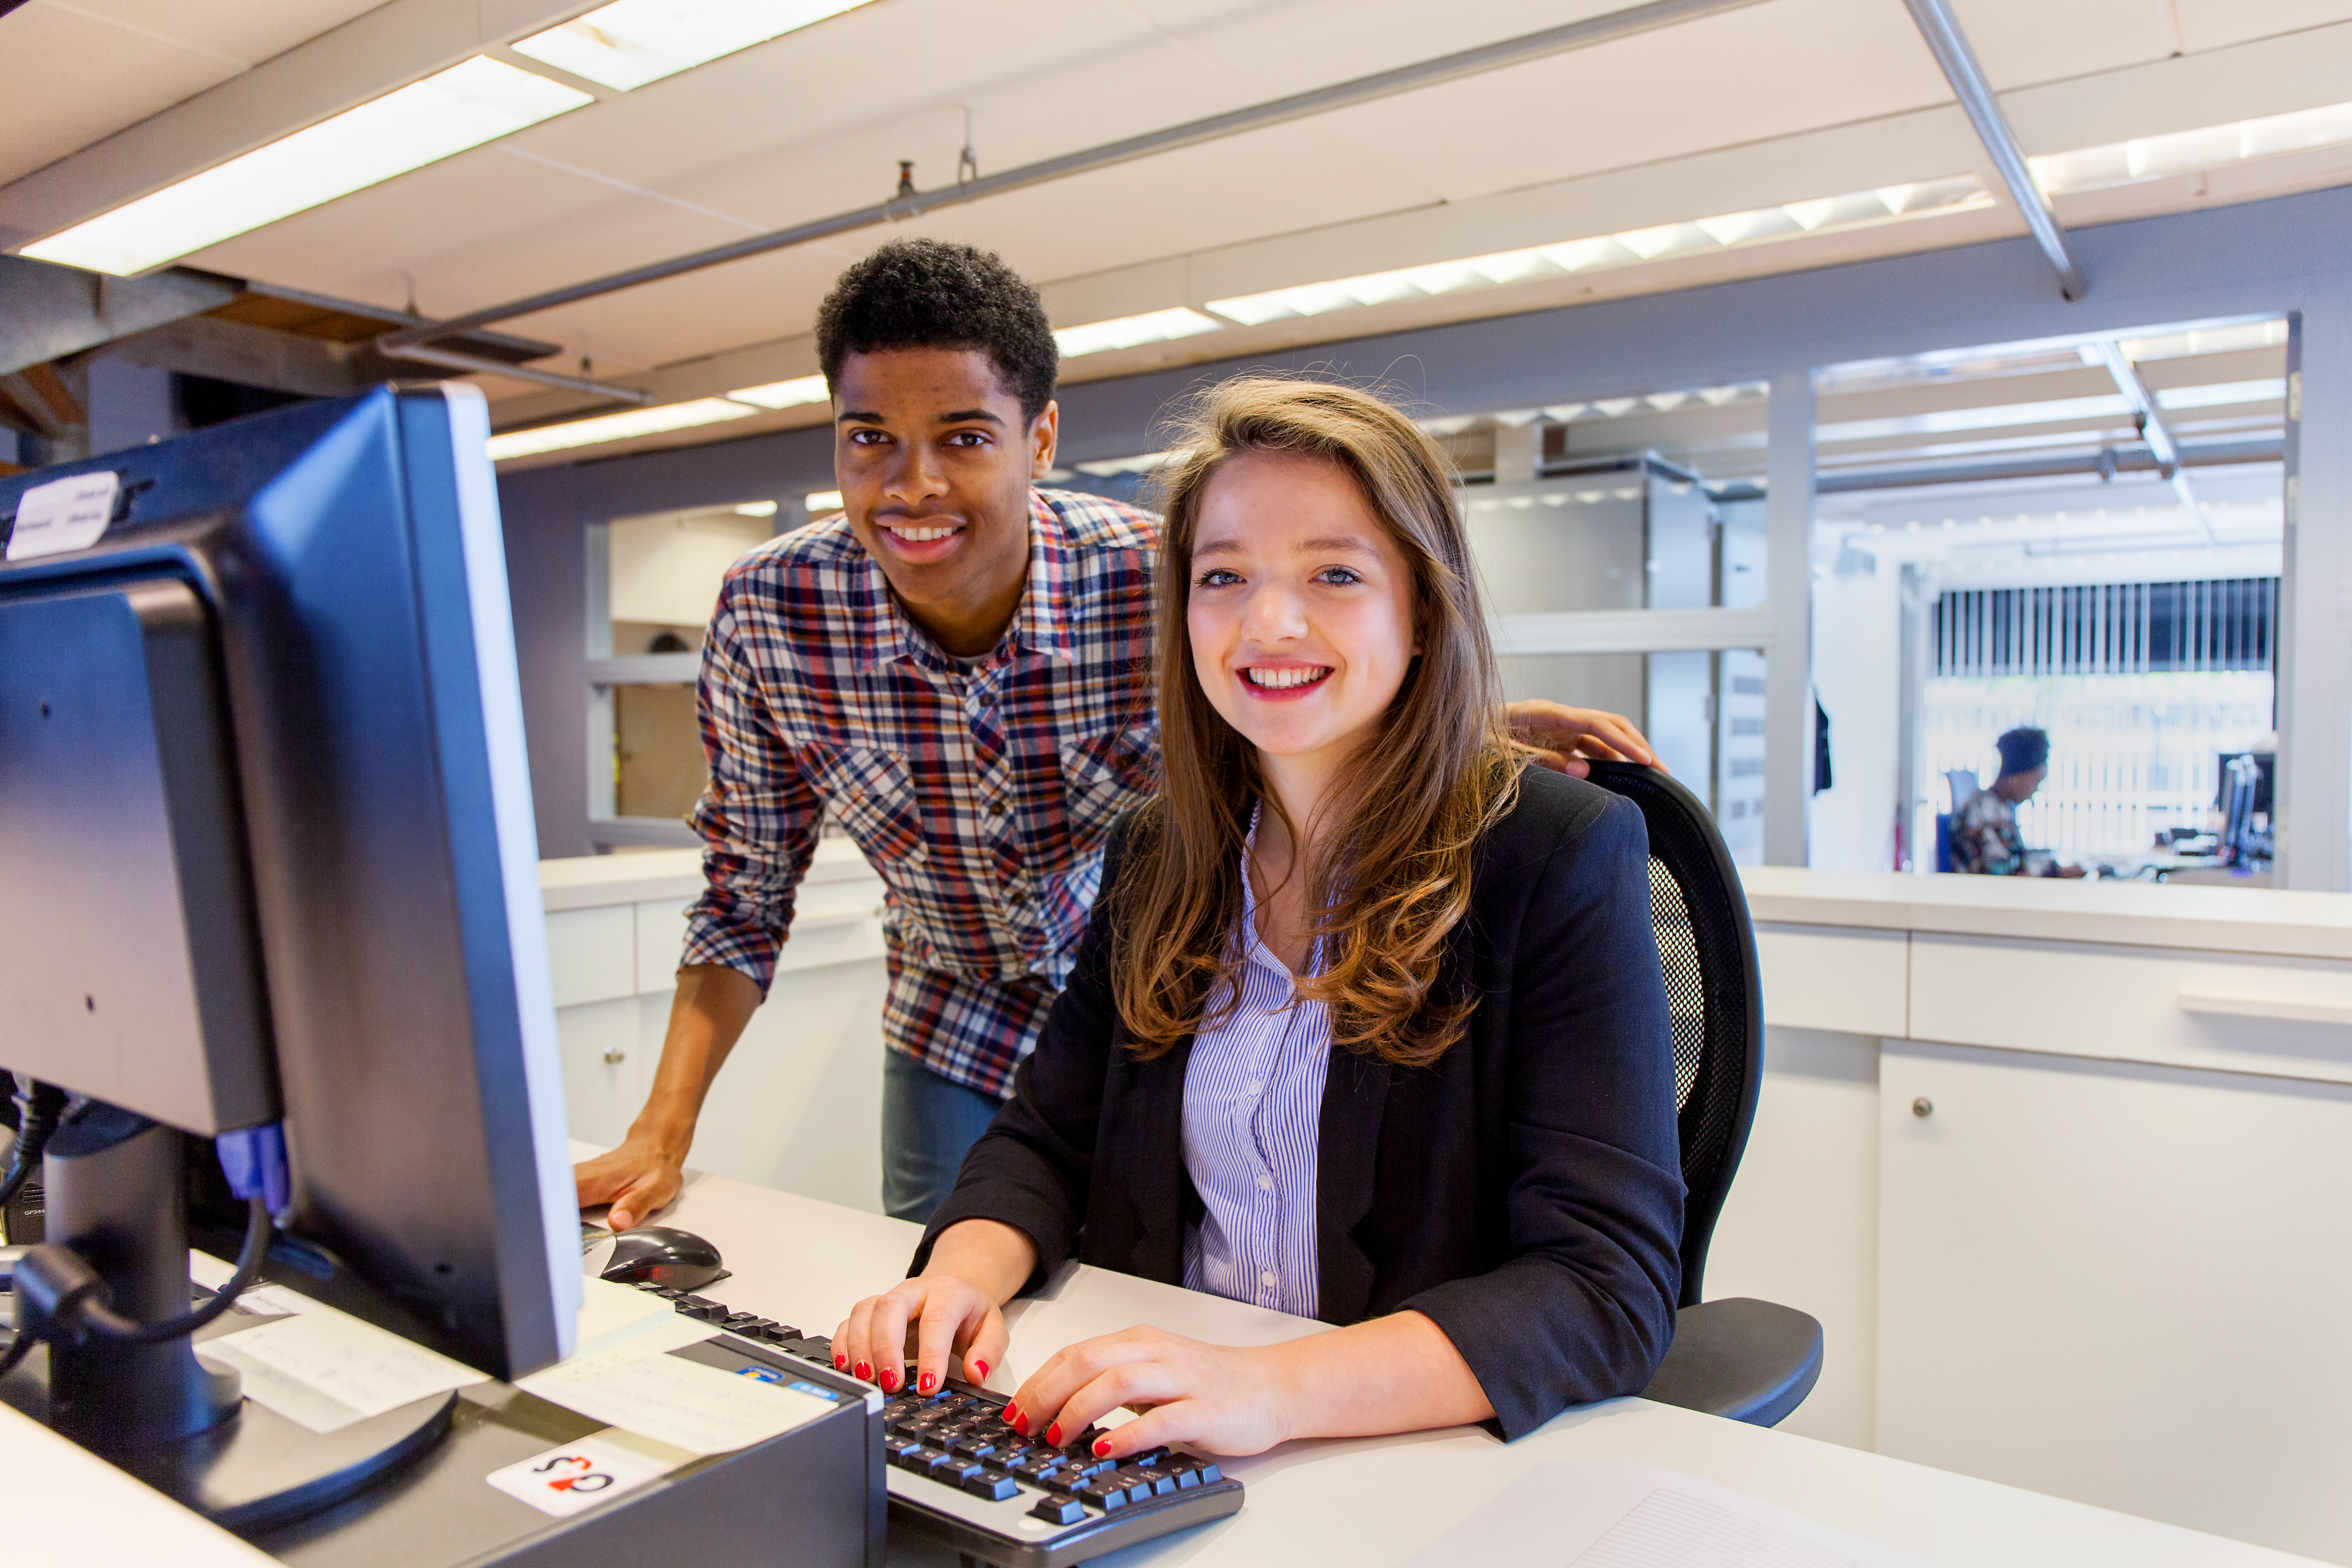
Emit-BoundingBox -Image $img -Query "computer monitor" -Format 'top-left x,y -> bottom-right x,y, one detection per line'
0,384 -> 578,1521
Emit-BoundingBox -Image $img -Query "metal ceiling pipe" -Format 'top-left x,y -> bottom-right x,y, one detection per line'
2089,338 -> 2213,540
377,0 -> 1772,354
1901,0 -> 2088,301
381,341 -> 654,403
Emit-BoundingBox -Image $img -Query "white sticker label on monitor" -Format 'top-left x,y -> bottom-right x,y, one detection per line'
486,1433 -> 686,1517
6,470 -> 119,561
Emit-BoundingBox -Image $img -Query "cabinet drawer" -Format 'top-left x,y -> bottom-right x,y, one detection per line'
1908,934 -> 2352,1084
1754,923 -> 1906,1037
545,905 -> 635,1008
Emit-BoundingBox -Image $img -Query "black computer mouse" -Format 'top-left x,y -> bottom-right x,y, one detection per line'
600,1225 -> 728,1291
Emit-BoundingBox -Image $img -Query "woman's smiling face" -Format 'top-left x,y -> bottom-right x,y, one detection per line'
1186,450 -> 1421,771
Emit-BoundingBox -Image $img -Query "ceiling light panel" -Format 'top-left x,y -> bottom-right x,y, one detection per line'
2032,101 -> 2352,197
1204,176 -> 1988,327
727,373 -> 830,408
512,0 -> 875,90
806,489 -> 844,513
23,59 -> 590,277
1054,308 -> 1224,359
487,397 -> 758,459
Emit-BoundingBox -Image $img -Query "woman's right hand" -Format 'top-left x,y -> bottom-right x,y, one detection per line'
833,1272 -> 1011,1397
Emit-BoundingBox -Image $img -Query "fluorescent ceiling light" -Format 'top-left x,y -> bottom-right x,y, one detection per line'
1204,176 -> 1988,327
806,489 -> 844,514
2032,101 -> 2352,197
23,58 -> 589,277
728,374 -> 830,409
735,500 -> 779,516
1074,450 -> 1185,477
487,398 -> 758,459
1055,307 -> 1224,359
513,0 -> 874,90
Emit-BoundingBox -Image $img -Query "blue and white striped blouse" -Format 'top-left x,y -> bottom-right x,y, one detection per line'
1179,816 -> 1331,1320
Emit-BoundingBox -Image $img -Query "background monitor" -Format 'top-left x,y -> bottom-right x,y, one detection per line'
0,384 -> 577,1382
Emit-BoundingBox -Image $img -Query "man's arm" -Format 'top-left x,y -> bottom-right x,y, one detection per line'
575,575 -> 818,1228
575,964 -> 764,1230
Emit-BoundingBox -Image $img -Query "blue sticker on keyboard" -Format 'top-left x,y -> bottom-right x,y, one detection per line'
786,1380 -> 843,1403
734,1364 -> 784,1384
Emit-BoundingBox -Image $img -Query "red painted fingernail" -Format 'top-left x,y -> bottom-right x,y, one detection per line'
834,1353 -> 847,1369
854,1361 -> 872,1380
1046,1423 -> 1062,1447
918,1371 -> 936,1393
1008,1406 -> 1025,1432
880,1368 -> 899,1392
1093,1439 -> 1111,1458
970,1359 -> 988,1380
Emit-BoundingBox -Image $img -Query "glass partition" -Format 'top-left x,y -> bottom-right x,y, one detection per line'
1810,317 -> 2289,877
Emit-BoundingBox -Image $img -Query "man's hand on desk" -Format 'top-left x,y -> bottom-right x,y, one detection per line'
574,1134 -> 685,1233
1504,700 -> 1660,778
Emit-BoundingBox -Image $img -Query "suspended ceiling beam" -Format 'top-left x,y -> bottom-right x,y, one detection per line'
2089,338 -> 2215,542
1901,0 -> 2089,301
377,0 -> 1775,353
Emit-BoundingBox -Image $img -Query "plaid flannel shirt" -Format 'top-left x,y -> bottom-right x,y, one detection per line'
682,489 -> 1160,1098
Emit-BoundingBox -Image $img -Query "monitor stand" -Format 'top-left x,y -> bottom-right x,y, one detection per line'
1,1114 -> 451,1533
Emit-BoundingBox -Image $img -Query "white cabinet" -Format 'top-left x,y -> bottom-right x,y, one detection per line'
552,996 -> 650,1147
1876,1040 -> 2352,1564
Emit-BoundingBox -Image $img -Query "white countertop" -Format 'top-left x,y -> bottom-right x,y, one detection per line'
633,1147 -> 2318,1568
1738,866 -> 2352,960
539,836 -> 877,913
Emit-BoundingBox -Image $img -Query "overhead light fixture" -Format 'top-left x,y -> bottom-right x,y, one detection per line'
486,397 -> 758,459
1074,449 -> 1185,477
735,500 -> 779,516
512,0 -> 876,91
2032,100 -> 2352,196
805,489 -> 844,514
728,374 -> 829,409
23,58 -> 590,277
1054,307 -> 1223,359
1205,176 -> 1989,327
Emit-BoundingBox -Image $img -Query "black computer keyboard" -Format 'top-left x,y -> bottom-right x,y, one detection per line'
632,1282 -> 1246,1567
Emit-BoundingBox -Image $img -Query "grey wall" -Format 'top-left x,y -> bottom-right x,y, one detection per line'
497,181 -> 2352,884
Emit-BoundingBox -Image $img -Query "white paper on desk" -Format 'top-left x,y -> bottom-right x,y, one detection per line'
515,1345 -> 836,1457
196,1311 -> 490,1434
1399,1462 -> 1935,1568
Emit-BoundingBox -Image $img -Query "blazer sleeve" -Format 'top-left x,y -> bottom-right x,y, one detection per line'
909,815 -> 1133,1292
1401,788 -> 1685,1440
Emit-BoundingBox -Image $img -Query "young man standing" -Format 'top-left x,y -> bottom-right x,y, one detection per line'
575,239 -> 1658,1226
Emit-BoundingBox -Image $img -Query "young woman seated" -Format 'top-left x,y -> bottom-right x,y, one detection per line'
830,377 -> 1682,1456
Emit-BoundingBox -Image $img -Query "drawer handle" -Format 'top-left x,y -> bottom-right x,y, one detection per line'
2177,989 -> 2352,1026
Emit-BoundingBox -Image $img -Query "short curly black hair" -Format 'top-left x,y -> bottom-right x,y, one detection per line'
815,238 -> 1059,423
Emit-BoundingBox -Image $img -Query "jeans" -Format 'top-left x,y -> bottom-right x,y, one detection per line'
880,1050 -> 1007,1224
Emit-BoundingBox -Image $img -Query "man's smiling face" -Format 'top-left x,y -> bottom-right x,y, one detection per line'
832,346 -> 1056,656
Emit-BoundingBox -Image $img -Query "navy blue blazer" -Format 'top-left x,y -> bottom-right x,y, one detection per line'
915,765 -> 1684,1440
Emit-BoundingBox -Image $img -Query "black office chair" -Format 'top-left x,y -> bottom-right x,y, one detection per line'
1586,760 -> 1823,1427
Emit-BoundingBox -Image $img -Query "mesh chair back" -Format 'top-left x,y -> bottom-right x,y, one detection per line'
1584,761 -> 1764,1308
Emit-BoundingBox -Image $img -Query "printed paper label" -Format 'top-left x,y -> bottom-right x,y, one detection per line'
6,471 -> 119,561
485,1432 -> 685,1517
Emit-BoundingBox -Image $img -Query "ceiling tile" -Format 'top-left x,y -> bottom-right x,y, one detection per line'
2174,0 -> 2352,51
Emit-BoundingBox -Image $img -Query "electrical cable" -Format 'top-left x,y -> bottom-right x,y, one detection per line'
73,1195 -> 271,1344
0,1078 -> 67,1215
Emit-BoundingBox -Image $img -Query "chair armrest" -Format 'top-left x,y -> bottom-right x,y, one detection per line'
1639,1297 -> 1822,1428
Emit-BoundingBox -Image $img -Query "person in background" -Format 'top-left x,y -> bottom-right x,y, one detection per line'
830,377 -> 1681,1451
574,238 -> 1664,1229
1953,726 -> 2084,877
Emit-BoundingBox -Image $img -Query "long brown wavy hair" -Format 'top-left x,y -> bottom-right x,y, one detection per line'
1112,377 -> 1525,1069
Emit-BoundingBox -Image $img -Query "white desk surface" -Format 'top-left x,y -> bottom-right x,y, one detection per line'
646,1153 -> 2321,1568
1738,865 -> 2352,961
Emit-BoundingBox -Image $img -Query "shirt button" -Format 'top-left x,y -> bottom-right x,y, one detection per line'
1255,1174 -> 1272,1191
1259,1270 -> 1277,1289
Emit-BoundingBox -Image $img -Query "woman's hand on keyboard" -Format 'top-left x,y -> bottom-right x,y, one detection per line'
835,1218 -> 1034,1395
1003,1326 -> 1292,1460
